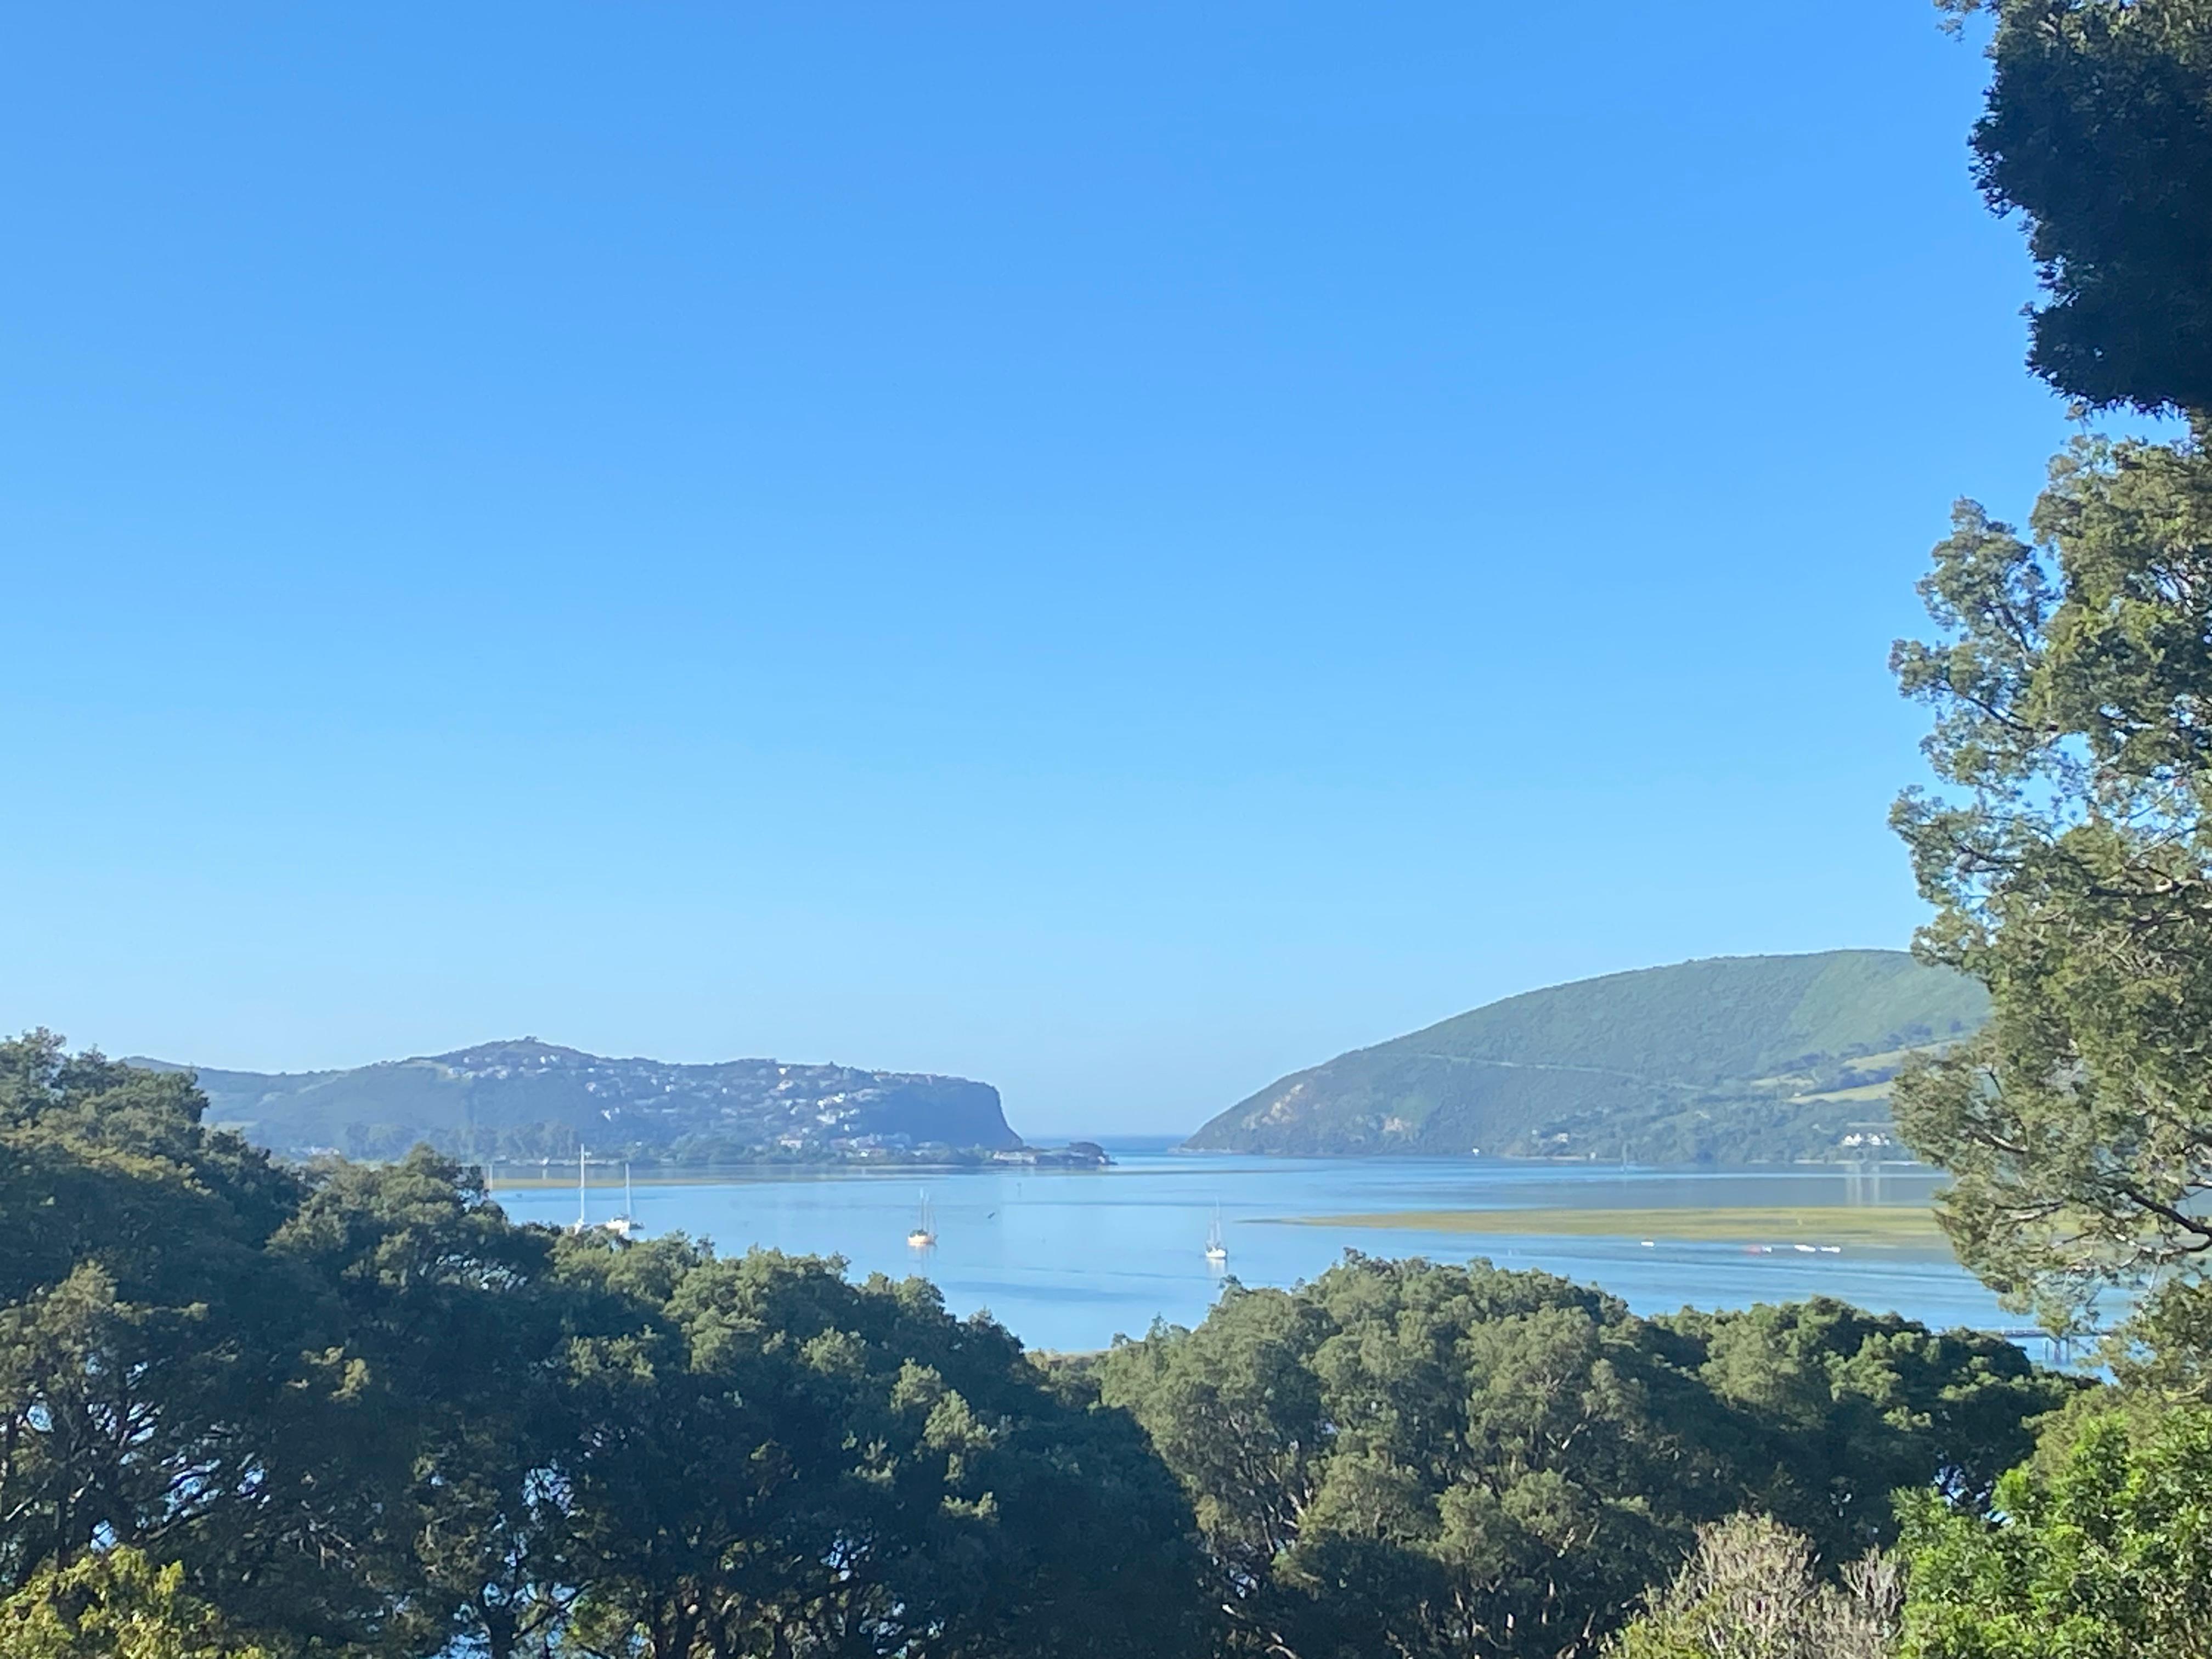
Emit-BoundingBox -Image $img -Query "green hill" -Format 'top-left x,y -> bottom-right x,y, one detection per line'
132,1038 -> 1021,1164
1183,950 -> 1988,1163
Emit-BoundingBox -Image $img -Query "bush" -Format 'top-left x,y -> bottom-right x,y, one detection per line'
1607,1512 -> 1897,1659
0,1549 -> 267,1659
1899,1405 -> 2212,1658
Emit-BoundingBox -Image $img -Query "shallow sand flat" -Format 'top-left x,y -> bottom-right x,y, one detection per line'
1271,1205 -> 1949,1249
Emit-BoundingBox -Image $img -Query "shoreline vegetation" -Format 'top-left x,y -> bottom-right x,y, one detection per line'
1271,1204 -> 1951,1249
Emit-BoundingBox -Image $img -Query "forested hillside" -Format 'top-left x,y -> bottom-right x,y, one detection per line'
1187,950 -> 1986,1161
134,1036 -> 1021,1163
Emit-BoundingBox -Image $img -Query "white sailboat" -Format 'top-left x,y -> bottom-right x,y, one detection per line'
1204,1204 -> 1228,1266
907,1189 -> 936,1249
603,1161 -> 640,1240
569,1146 -> 590,1233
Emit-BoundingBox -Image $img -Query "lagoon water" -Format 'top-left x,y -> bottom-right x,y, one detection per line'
490,1141 -> 2013,1353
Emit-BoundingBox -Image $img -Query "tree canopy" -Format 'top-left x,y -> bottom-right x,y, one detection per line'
1944,0 -> 2212,413
0,1549 -> 269,1659
0,1035 -> 1215,1659
3,1035 -> 2093,1658
1094,1257 -> 2069,1659
1897,1406 -> 2212,1657
1890,432 -> 2212,1369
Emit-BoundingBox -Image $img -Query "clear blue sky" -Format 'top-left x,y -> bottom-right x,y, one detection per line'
0,3 -> 2100,1134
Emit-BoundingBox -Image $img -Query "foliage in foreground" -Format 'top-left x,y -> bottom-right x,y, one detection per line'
0,1032 -> 1211,1659
1891,430 -> 2212,1374
1607,1512 -> 1898,1659
1942,0 -> 2212,414
1094,1261 -> 2072,1659
0,1550 -> 267,1659
3,1032 -> 2091,1658
1599,1415 -> 2212,1659
1898,1406 -> 2212,1659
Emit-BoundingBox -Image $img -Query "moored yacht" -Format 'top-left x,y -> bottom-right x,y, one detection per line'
603,1161 -> 640,1240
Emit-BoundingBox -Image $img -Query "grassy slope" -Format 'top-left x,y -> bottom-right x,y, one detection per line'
1185,950 -> 1988,1162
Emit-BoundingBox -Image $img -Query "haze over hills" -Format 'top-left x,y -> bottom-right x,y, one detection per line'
134,1038 -> 1023,1164
1184,950 -> 1988,1163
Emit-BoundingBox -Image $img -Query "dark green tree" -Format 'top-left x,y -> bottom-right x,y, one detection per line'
557,1245 -> 1214,1659
0,1038 -> 1221,1658
1098,1257 -> 2068,1659
1668,1298 -> 2076,1551
265,1149 -> 581,1659
1891,432 -> 2212,1369
1943,0 -> 2212,413
0,1034 -> 370,1640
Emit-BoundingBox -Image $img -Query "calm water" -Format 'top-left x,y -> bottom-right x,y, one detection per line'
490,1143 -> 2013,1353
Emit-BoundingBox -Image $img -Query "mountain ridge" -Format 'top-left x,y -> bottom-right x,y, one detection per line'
1183,950 -> 1988,1162
135,1036 -> 1024,1164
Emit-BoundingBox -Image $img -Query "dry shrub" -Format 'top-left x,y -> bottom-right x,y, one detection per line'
1607,1511 -> 1899,1659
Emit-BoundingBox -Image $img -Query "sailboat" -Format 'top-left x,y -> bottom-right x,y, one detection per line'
907,1190 -> 936,1249
1204,1204 -> 1228,1266
568,1146 -> 590,1234
603,1161 -> 640,1240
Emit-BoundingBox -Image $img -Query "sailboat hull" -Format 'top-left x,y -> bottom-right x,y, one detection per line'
907,1188 -> 935,1248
